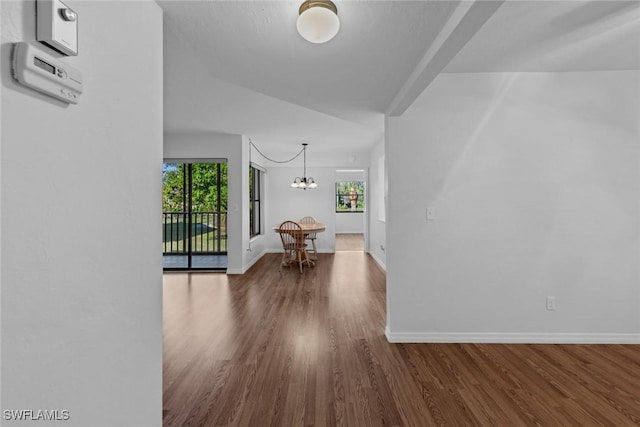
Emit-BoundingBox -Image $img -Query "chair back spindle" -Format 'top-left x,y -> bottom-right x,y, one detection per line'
298,216 -> 318,260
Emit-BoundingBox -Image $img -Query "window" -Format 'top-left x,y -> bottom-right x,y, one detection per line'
335,181 -> 365,213
162,161 -> 228,270
249,165 -> 262,237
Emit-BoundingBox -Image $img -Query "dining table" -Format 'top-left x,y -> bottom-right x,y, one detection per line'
273,221 -> 326,265
296,222 -> 325,234
273,221 -> 326,234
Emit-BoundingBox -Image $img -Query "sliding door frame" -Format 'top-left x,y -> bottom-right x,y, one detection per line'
163,158 -> 228,271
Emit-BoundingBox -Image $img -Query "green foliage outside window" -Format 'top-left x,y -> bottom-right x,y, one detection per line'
162,162 -> 228,255
335,181 -> 365,212
163,163 -> 228,212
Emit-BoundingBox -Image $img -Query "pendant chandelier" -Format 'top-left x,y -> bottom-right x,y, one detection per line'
291,143 -> 317,190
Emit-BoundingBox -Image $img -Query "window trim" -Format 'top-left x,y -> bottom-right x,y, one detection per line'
249,165 -> 262,237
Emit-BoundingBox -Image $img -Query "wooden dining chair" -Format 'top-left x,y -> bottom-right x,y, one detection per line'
278,221 -> 313,273
299,216 -> 318,260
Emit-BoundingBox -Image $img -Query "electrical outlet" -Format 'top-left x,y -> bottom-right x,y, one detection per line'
546,296 -> 557,311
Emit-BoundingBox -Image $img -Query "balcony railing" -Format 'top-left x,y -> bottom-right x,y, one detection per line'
163,211 -> 227,255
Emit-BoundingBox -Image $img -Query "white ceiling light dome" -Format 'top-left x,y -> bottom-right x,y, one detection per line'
297,0 -> 340,44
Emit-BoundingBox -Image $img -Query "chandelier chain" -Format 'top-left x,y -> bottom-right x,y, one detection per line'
249,139 -> 305,164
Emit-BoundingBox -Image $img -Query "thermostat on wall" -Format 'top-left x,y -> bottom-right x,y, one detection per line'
37,0 -> 78,56
12,42 -> 83,104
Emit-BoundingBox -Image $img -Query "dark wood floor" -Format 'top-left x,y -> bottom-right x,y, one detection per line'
163,252 -> 640,426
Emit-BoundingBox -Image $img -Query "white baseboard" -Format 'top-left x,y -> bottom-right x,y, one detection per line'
231,248 -> 335,274
384,327 -> 640,344
368,252 -> 386,272
227,249 -> 266,275
265,248 -> 336,254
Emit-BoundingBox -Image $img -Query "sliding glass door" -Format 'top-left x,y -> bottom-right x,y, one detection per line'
162,162 -> 228,270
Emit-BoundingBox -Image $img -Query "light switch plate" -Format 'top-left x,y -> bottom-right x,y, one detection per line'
426,207 -> 435,221
37,0 -> 78,56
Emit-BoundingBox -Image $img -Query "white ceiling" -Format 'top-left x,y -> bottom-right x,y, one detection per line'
159,0 -> 640,160
445,1 -> 640,73
160,1 -> 459,124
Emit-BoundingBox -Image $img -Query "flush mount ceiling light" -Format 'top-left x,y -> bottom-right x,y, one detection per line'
297,0 -> 340,44
291,143 -> 317,190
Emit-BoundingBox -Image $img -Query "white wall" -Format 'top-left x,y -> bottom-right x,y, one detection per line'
336,212 -> 364,234
265,167 -> 337,253
386,71 -> 640,343
1,1 -> 163,424
164,132 -> 265,273
241,135 -> 266,271
368,139 -> 387,270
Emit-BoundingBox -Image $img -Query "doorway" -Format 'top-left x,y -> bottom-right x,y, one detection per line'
162,162 -> 228,270
335,169 -> 367,252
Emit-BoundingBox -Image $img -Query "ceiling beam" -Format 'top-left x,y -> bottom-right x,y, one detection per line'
386,0 -> 504,117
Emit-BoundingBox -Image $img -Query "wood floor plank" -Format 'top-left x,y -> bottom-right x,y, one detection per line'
163,253 -> 640,426
335,233 -> 364,251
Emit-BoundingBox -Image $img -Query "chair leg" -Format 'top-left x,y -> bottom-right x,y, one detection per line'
298,250 -> 303,273
305,238 -> 317,260
282,249 -> 294,269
